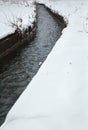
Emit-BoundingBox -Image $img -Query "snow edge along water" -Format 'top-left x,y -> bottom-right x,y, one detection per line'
0,1 -> 67,129
0,1 -> 37,60
1,0 -> 88,130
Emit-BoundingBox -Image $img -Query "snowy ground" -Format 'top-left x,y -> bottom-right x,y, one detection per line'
0,0 -> 88,130
0,0 -> 36,39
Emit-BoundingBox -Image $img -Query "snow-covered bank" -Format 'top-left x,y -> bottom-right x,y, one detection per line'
0,0 -> 36,40
0,0 -> 88,130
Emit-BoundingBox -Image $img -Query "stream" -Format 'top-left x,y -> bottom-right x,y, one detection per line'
0,5 -> 62,125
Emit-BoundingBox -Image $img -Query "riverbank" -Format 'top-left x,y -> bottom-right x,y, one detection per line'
0,0 -> 36,59
0,4 -> 62,126
1,0 -> 88,130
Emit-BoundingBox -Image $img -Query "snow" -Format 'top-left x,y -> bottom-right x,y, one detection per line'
0,0 -> 36,39
0,0 -> 88,130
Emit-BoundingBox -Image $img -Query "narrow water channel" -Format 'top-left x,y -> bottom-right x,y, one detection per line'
0,5 -> 62,125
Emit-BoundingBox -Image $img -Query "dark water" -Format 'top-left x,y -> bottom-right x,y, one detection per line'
0,5 -> 62,125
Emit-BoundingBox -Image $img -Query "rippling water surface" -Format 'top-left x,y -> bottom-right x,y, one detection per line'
0,5 -> 62,125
